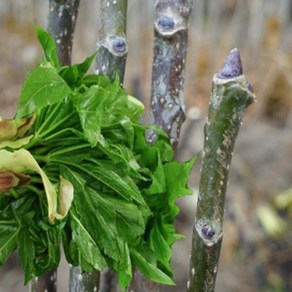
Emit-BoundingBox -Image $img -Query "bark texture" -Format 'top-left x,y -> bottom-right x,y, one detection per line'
151,0 -> 193,148
29,271 -> 57,292
94,0 -> 128,82
69,266 -> 101,292
47,0 -> 80,65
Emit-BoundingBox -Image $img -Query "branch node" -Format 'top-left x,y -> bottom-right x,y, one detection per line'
145,128 -> 158,145
195,219 -> 223,247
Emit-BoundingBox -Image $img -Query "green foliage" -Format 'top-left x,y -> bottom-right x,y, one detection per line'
0,27 -> 195,290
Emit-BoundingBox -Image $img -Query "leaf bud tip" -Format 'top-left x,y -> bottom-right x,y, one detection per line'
217,48 -> 243,79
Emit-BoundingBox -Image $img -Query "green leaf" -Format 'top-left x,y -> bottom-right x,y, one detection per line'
149,221 -> 172,273
60,165 -> 149,284
114,243 -> 132,292
133,125 -> 174,171
31,99 -> 79,140
18,227 -> 36,283
59,52 -> 97,87
71,85 -> 104,146
16,63 -> 71,119
78,74 -> 100,87
60,167 -> 124,263
90,165 -> 146,206
144,154 -> 166,196
97,142 -> 141,176
108,196 -> 147,242
0,221 -> 19,265
142,156 -> 196,276
29,223 -> 62,278
164,157 -> 196,210
72,76 -> 144,146
35,26 -> 60,68
131,248 -> 175,286
69,211 -> 107,271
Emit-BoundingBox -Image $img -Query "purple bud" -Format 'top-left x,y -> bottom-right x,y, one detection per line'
202,225 -> 215,240
217,48 -> 243,79
112,37 -> 127,54
157,16 -> 175,30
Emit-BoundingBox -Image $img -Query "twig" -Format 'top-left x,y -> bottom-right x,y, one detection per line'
94,0 -> 128,82
47,0 -> 80,65
188,49 -> 255,292
150,0 -> 193,148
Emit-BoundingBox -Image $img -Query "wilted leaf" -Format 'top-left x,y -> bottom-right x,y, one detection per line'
58,176 -> 74,218
0,135 -> 33,150
0,119 -> 17,141
0,149 -> 70,223
0,172 -> 20,193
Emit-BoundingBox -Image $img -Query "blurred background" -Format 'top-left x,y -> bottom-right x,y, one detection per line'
0,0 -> 291,291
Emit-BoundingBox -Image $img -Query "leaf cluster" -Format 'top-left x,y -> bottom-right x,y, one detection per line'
0,27 -> 195,291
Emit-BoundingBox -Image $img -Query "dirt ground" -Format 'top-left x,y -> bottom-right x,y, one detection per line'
0,1 -> 292,291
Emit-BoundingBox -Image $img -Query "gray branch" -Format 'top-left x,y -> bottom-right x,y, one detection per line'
94,0 -> 128,82
29,270 -> 57,292
150,0 -> 193,148
47,0 -> 80,65
188,49 -> 255,292
127,269 -> 160,292
135,1 -> 193,291
69,266 -> 100,292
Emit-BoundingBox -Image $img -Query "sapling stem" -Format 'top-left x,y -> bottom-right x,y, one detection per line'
47,0 -> 80,65
188,49 -> 255,292
150,0 -> 193,148
94,0 -> 128,82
